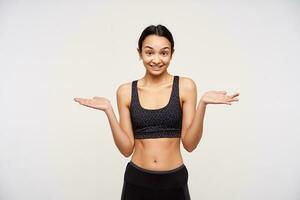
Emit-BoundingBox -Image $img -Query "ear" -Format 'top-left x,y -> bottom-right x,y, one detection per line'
170,49 -> 175,59
137,48 -> 142,60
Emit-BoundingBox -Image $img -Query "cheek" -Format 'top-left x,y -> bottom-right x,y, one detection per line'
142,58 -> 152,63
141,55 -> 153,62
141,55 -> 171,64
162,57 -> 171,63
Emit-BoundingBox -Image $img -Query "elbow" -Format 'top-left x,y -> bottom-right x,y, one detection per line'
185,146 -> 195,153
183,139 -> 197,152
182,137 -> 196,153
183,142 -> 195,152
122,143 -> 134,158
183,133 -> 203,153
123,150 -> 133,158
123,153 -> 131,158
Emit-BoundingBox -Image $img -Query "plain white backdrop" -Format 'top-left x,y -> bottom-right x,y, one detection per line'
0,0 -> 299,199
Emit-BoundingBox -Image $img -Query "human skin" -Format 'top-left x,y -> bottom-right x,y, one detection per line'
74,35 -> 240,170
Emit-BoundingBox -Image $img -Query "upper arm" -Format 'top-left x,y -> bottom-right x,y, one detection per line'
180,77 -> 197,140
116,82 -> 135,146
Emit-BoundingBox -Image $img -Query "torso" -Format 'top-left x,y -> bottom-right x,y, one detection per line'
130,75 -> 184,171
131,138 -> 183,171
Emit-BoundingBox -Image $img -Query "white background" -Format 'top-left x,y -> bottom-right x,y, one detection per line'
0,0 -> 299,199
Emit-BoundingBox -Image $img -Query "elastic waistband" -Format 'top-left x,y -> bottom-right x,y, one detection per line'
129,161 -> 186,174
124,161 -> 188,189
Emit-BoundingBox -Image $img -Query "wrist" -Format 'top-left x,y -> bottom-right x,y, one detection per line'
104,104 -> 113,114
199,99 -> 207,107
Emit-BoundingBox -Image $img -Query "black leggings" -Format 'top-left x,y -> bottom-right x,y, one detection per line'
121,161 -> 191,200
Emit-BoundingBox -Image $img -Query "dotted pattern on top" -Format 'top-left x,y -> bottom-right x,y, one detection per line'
129,75 -> 183,139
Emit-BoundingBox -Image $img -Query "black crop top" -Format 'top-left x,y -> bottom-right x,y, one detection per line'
129,75 -> 182,139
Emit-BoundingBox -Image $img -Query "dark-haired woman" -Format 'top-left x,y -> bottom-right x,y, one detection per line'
74,24 -> 240,200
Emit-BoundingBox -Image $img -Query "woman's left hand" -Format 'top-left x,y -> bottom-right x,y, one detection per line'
200,91 -> 240,105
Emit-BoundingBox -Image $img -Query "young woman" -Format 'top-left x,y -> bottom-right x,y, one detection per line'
74,24 -> 240,200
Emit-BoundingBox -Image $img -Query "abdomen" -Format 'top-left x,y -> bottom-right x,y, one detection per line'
131,137 -> 184,171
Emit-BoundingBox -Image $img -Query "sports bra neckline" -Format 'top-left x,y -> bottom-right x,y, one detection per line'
135,75 -> 176,111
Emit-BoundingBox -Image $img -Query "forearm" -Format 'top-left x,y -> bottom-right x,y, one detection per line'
104,106 -> 134,157
183,100 -> 207,152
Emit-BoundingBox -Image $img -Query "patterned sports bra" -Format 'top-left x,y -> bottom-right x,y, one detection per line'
129,75 -> 182,139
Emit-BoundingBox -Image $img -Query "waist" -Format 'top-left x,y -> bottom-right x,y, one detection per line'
124,161 -> 188,189
131,138 -> 183,170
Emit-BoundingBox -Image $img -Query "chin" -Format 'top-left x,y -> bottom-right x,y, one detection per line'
148,68 -> 168,75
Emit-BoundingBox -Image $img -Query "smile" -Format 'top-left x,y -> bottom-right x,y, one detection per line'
150,65 -> 163,70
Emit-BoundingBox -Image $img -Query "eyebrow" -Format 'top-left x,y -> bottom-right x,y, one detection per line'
143,46 -> 170,50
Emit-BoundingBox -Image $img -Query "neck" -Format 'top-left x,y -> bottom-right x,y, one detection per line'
141,72 -> 173,87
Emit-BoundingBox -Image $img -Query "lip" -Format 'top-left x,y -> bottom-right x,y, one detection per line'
150,65 -> 163,70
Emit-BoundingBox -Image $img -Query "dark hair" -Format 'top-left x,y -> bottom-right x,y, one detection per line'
138,24 -> 174,55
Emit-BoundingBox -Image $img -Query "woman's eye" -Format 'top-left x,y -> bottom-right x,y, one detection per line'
162,52 -> 168,55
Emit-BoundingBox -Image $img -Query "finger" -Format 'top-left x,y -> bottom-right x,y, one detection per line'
227,101 -> 232,105
75,98 -> 89,103
228,98 -> 239,102
225,102 -> 232,105
219,101 -> 231,105
230,93 -> 240,98
74,97 -> 83,102
83,99 -> 95,107
84,99 -> 92,104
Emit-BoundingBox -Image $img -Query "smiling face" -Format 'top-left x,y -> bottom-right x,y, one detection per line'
137,34 -> 174,75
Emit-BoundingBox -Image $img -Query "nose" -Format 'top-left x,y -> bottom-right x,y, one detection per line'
152,54 -> 161,64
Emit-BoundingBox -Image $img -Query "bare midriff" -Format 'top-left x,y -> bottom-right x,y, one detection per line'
131,137 -> 184,171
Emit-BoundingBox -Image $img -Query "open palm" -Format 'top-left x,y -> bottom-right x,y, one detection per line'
201,91 -> 239,105
74,96 -> 111,111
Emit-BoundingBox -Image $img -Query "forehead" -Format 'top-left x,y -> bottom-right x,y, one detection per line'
142,35 -> 171,49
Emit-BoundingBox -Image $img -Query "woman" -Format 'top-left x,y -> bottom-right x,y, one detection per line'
74,24 -> 239,200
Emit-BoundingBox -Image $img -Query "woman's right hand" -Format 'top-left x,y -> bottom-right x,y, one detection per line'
74,96 -> 112,112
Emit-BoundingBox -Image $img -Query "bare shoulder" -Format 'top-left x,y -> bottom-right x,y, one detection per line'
116,81 -> 132,107
179,76 -> 197,92
178,76 -> 197,102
